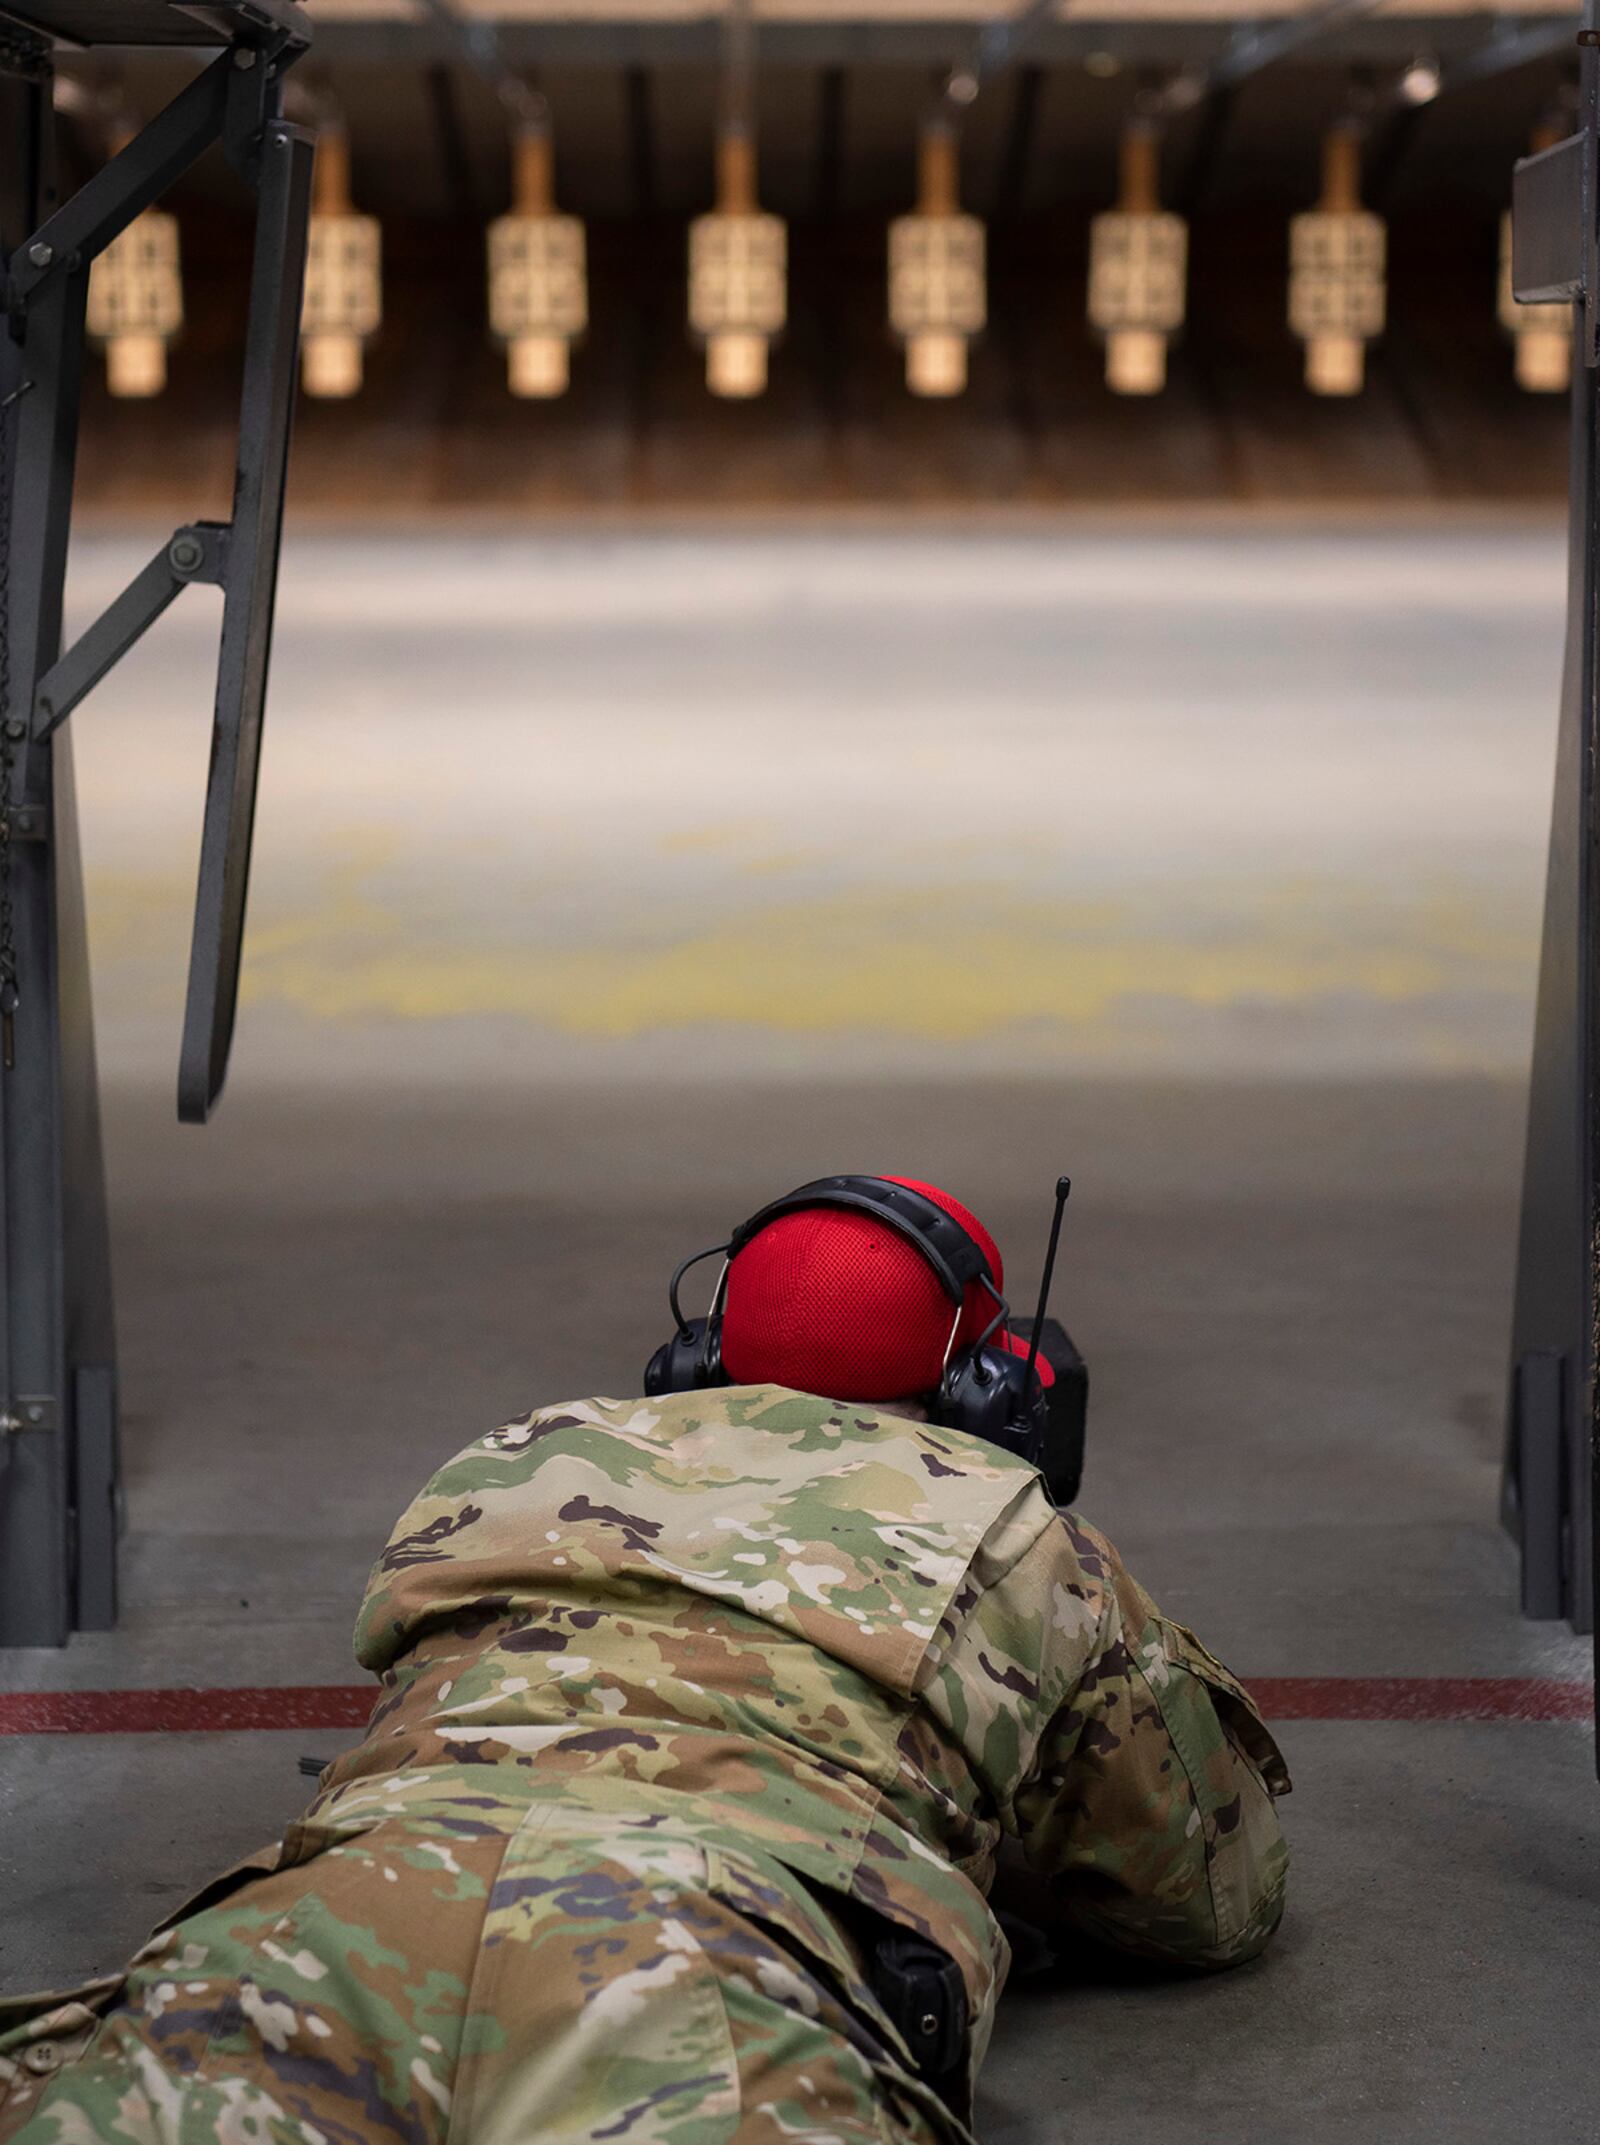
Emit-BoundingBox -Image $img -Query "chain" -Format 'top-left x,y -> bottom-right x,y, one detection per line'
0,22 -> 46,1077
0,385 -> 17,1072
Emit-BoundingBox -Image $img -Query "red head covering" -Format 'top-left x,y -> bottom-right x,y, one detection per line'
719,1176 -> 1008,1402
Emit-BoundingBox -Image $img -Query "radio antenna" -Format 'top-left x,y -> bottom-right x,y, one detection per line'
1022,1176 -> 1072,1393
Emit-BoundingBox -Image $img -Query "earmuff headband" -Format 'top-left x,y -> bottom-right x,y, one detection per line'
668,1241 -> 732,1338
726,1175 -> 993,1306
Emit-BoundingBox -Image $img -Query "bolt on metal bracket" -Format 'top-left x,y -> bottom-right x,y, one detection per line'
0,1396 -> 57,1435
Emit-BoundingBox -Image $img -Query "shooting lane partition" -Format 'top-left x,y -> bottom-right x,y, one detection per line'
0,0 -> 313,1646
1505,0 -> 1600,1755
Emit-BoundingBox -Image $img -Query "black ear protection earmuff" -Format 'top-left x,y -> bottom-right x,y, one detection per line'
644,1174 -> 1089,1505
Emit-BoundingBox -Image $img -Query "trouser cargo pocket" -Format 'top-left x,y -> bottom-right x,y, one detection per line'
0,1977 -> 125,2138
703,1842 -> 979,2145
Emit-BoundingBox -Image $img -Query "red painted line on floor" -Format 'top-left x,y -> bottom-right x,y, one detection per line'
0,1686 -> 375,1734
0,1676 -> 1591,1734
1249,1677 -> 1593,1722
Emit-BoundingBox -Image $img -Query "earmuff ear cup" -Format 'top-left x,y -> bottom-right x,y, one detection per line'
933,1349 -> 1043,1459
1007,1315 -> 1088,1507
932,1319 -> 1088,1506
643,1319 -> 727,1397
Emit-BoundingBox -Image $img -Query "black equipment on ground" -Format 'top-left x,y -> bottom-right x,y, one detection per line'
644,1172 -> 1089,1504
0,0 -> 312,1643
869,1927 -> 970,2108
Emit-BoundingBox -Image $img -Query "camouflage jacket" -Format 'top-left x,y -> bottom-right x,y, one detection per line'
316,1385 -> 1290,2102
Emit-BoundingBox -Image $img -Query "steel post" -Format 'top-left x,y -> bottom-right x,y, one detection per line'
1505,2 -> 1600,1691
0,34 -> 110,1644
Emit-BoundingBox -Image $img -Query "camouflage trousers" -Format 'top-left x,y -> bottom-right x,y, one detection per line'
0,1796 -> 961,2145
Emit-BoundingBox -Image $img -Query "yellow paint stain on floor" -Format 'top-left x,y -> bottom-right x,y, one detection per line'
208,882 -> 1533,1043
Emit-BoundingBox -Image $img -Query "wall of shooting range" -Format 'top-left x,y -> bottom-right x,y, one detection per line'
60,11 -> 1579,508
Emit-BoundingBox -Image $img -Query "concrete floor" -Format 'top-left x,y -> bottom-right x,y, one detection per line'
1,523 -> 1595,2141
0,1075 -> 1593,2142
64,520 -> 1564,1086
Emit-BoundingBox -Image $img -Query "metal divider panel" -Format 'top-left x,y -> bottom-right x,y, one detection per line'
176,116 -> 311,1123
1512,133 -> 1585,303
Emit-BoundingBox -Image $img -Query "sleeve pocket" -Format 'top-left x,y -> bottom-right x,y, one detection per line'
1161,1622 -> 1291,1798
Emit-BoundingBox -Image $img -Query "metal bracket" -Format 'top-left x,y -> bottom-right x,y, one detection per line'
223,40 -> 276,185
6,52 -> 235,314
1511,0 -> 1600,365
32,522 -> 230,740
4,38 -> 304,312
0,1393 -> 56,1434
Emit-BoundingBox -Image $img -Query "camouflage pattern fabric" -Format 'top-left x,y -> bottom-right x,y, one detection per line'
0,1385 -> 1290,2143
0,1807 -> 951,2145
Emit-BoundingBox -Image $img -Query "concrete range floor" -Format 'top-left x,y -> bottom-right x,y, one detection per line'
0,1072 -> 1593,2144
61,522 -> 1567,1087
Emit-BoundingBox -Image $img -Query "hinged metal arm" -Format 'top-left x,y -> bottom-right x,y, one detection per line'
6,51 -> 233,309
31,524 -> 231,740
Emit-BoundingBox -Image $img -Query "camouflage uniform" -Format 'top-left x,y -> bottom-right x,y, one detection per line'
0,1386 -> 1289,2145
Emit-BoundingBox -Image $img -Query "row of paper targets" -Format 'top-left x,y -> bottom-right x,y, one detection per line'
85,108 -> 1575,403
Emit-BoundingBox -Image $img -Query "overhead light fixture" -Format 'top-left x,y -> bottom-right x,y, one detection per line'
86,128 -> 182,398
301,122 -> 381,399
1289,122 -> 1385,396
1160,70 -> 1206,117
1499,123 -> 1572,395
488,120 -> 587,397
688,126 -> 787,397
1087,118 -> 1187,395
1398,57 -> 1441,108
889,119 -> 985,397
688,0 -> 784,398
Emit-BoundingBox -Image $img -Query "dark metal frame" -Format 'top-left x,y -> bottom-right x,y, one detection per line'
1505,0 -> 1600,1707
293,13 -> 1573,74
0,0 -> 311,1645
